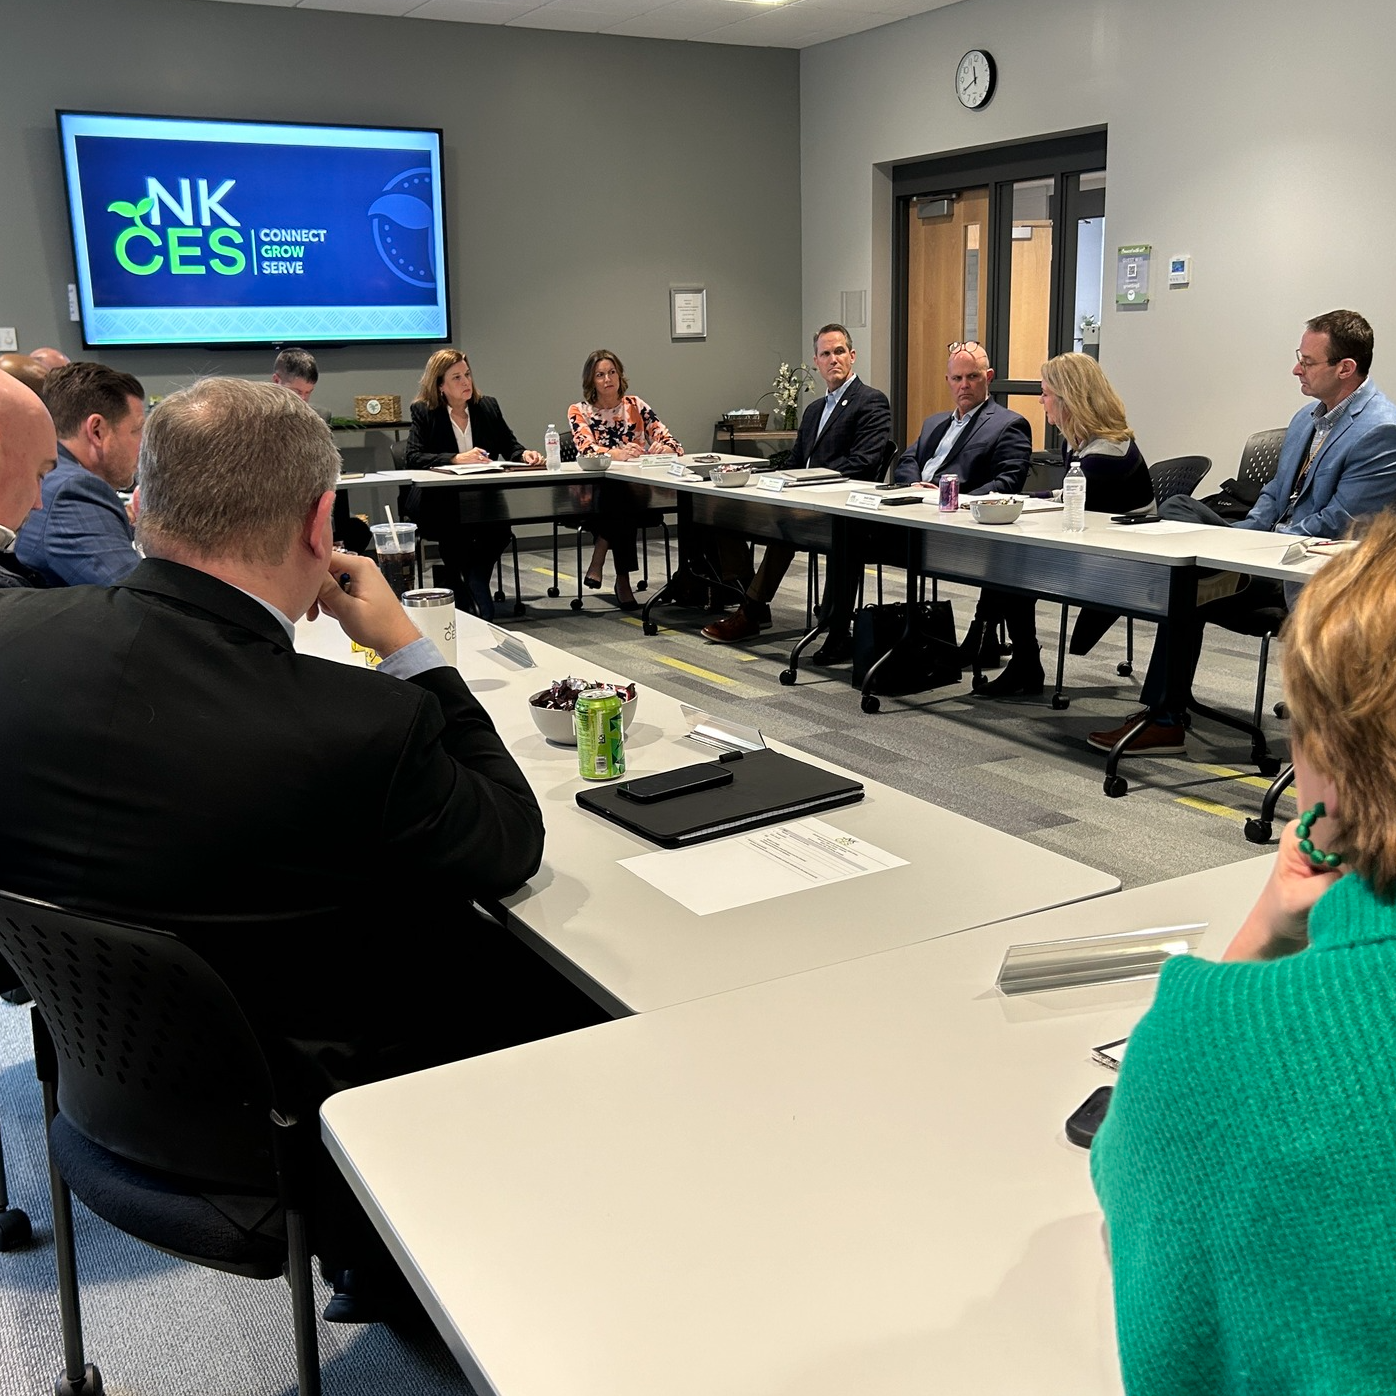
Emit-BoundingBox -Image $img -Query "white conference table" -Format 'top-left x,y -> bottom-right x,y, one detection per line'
321,854 -> 1272,1396
295,610 -> 1118,1015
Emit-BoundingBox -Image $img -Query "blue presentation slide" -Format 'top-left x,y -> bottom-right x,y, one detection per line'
59,113 -> 450,347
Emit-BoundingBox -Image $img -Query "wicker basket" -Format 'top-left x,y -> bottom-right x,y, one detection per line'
354,394 -> 402,423
722,411 -> 768,435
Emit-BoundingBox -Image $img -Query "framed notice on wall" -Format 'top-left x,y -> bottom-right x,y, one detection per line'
670,286 -> 707,341
1116,245 -> 1151,307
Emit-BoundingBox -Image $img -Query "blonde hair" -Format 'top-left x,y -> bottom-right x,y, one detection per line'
415,349 -> 478,411
1040,353 -> 1133,448
1283,511 -> 1396,895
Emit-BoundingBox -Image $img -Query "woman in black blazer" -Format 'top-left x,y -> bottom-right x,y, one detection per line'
976,353 -> 1152,697
404,349 -> 543,619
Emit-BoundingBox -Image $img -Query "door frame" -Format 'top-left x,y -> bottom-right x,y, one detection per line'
890,128 -> 1108,444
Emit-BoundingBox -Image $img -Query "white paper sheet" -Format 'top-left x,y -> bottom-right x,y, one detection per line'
619,818 -> 908,916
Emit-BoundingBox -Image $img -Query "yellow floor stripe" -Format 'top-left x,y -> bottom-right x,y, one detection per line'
1195,762 -> 1295,794
621,614 -> 763,660
1176,796 -> 1247,823
654,655 -> 736,685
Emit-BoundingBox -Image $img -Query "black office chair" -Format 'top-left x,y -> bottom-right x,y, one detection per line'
1245,760 -> 1296,844
1201,427 -> 1286,519
0,955 -> 33,1253
391,438 -> 526,615
0,892 -> 322,1396
785,438 -> 904,684
1045,455 -> 1212,708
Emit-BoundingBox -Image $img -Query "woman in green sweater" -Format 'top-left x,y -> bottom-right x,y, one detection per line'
1092,511 -> 1396,1395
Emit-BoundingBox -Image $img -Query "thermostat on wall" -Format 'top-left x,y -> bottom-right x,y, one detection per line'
1168,255 -> 1191,287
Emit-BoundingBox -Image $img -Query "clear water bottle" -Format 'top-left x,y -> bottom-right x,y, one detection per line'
544,424 -> 561,468
1062,459 -> 1086,533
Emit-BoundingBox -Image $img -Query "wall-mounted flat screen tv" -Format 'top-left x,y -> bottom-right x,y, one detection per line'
57,111 -> 450,350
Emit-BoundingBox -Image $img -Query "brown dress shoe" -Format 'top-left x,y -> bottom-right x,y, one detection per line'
1086,713 -> 1187,756
701,609 -> 763,643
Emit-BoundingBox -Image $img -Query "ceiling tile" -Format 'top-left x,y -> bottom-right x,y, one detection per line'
601,1 -> 747,38
202,0 -> 956,48
298,0 -> 423,14
406,0 -> 543,19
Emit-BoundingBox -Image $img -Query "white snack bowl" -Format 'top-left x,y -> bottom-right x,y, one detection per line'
969,496 -> 1025,525
528,687 -> 639,746
711,467 -> 752,489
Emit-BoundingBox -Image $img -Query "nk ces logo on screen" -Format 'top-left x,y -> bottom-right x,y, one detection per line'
78,137 -> 442,311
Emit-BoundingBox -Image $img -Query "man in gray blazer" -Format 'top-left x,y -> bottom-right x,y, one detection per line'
1091,308 -> 1396,757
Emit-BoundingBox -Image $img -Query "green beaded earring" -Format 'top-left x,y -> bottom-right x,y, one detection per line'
1296,802 -> 1344,870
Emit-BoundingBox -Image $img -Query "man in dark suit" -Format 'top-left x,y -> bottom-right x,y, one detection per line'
894,343 -> 1031,493
701,323 -> 891,662
896,344 -> 1033,673
0,377 -> 600,1320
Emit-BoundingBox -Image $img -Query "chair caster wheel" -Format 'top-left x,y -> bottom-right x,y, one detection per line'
778,669 -> 796,686
513,604 -> 526,618
1116,661 -> 1133,677
1274,701 -> 1289,719
546,586 -> 560,598
636,581 -> 648,593
1050,694 -> 1070,710
1244,818 -> 1273,845
493,589 -> 506,603
0,1206 -> 32,1250
1103,775 -> 1128,798
55,1363 -> 104,1395
971,674 -> 988,692
570,598 -> 583,611
642,621 -> 658,636
860,693 -> 880,714
1255,754 -> 1281,777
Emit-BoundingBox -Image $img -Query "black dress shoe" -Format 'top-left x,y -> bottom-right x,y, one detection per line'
975,648 -> 1044,698
584,573 -> 603,590
811,631 -> 854,666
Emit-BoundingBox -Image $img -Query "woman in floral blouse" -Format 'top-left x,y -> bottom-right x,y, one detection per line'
568,348 -> 682,610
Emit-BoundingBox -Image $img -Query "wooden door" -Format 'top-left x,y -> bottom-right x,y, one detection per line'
904,187 -> 989,441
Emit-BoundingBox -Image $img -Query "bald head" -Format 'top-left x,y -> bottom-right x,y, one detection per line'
29,348 -> 70,372
0,370 -> 58,532
0,353 -> 46,396
945,345 -> 993,417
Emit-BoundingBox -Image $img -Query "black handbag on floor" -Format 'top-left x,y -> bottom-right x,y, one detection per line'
850,600 -> 961,694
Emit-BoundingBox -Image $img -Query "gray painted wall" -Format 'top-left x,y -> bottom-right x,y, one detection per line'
801,0 -> 1396,485
0,0 -> 801,455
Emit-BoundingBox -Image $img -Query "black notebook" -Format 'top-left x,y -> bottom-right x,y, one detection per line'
575,748 -> 865,848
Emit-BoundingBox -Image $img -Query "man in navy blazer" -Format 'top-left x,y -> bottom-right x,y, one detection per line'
15,360 -> 144,586
894,344 -> 1031,494
701,323 -> 891,661
1091,308 -> 1396,758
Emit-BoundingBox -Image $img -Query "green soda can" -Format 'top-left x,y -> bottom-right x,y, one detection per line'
575,687 -> 626,781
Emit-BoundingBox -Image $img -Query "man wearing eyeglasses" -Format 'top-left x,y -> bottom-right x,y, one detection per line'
1090,308 -> 1396,758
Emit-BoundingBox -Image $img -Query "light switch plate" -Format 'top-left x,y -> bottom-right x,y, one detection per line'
0,328 -> 16,352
